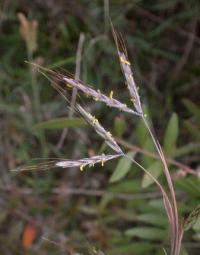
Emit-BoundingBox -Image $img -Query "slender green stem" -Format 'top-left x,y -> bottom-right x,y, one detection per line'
123,153 -> 174,233
27,50 -> 47,157
28,50 -> 41,120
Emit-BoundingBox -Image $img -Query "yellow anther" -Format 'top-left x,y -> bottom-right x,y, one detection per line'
80,165 -> 84,171
144,114 -> 147,118
101,160 -> 104,167
92,118 -> 99,125
94,97 -> 99,101
131,98 -> 136,103
120,56 -> 130,65
92,163 -> 95,167
66,83 -> 72,88
107,131 -> 112,138
109,90 -> 114,99
92,247 -> 97,254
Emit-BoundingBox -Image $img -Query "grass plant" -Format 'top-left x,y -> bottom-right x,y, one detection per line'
12,24 -> 199,255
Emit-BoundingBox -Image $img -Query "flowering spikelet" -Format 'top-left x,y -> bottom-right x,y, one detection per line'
62,76 -> 141,116
111,26 -> 143,115
77,104 -> 123,154
11,154 -> 121,172
29,63 -> 141,116
56,154 -> 121,169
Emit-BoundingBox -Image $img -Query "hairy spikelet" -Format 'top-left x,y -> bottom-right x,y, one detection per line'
77,104 -> 123,154
29,62 -> 141,116
56,154 -> 121,170
63,76 -> 141,116
111,26 -> 143,115
12,154 -> 121,172
184,204 -> 200,231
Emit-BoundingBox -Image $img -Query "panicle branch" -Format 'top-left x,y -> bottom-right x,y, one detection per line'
11,154 -> 122,172
77,104 -> 123,154
63,76 -> 141,116
56,154 -> 122,170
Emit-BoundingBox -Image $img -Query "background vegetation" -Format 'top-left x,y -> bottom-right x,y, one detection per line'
1,0 -> 200,254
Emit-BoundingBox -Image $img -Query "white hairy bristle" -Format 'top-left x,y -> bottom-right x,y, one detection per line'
55,161 -> 68,167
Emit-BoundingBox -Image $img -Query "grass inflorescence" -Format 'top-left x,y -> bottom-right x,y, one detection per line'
12,23 -> 198,255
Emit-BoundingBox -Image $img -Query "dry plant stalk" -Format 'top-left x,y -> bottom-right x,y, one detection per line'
17,13 -> 38,55
13,24 -> 192,255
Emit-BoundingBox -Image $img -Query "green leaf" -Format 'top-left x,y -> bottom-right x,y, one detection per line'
148,18 -> 172,38
142,138 -> 156,167
110,179 -> 141,193
111,243 -> 153,254
183,99 -> 200,125
136,108 -> 157,167
136,118 -> 148,147
125,227 -> 166,241
175,177 -> 200,198
163,113 -> 179,156
48,56 -> 75,68
114,116 -> 126,137
141,161 -> 163,188
34,117 -> 86,129
184,121 -> 200,141
109,152 -> 135,183
136,105 -> 150,147
163,248 -> 168,255
193,217 -> 200,231
180,247 -> 189,255
138,213 -> 167,227
99,193 -> 114,210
